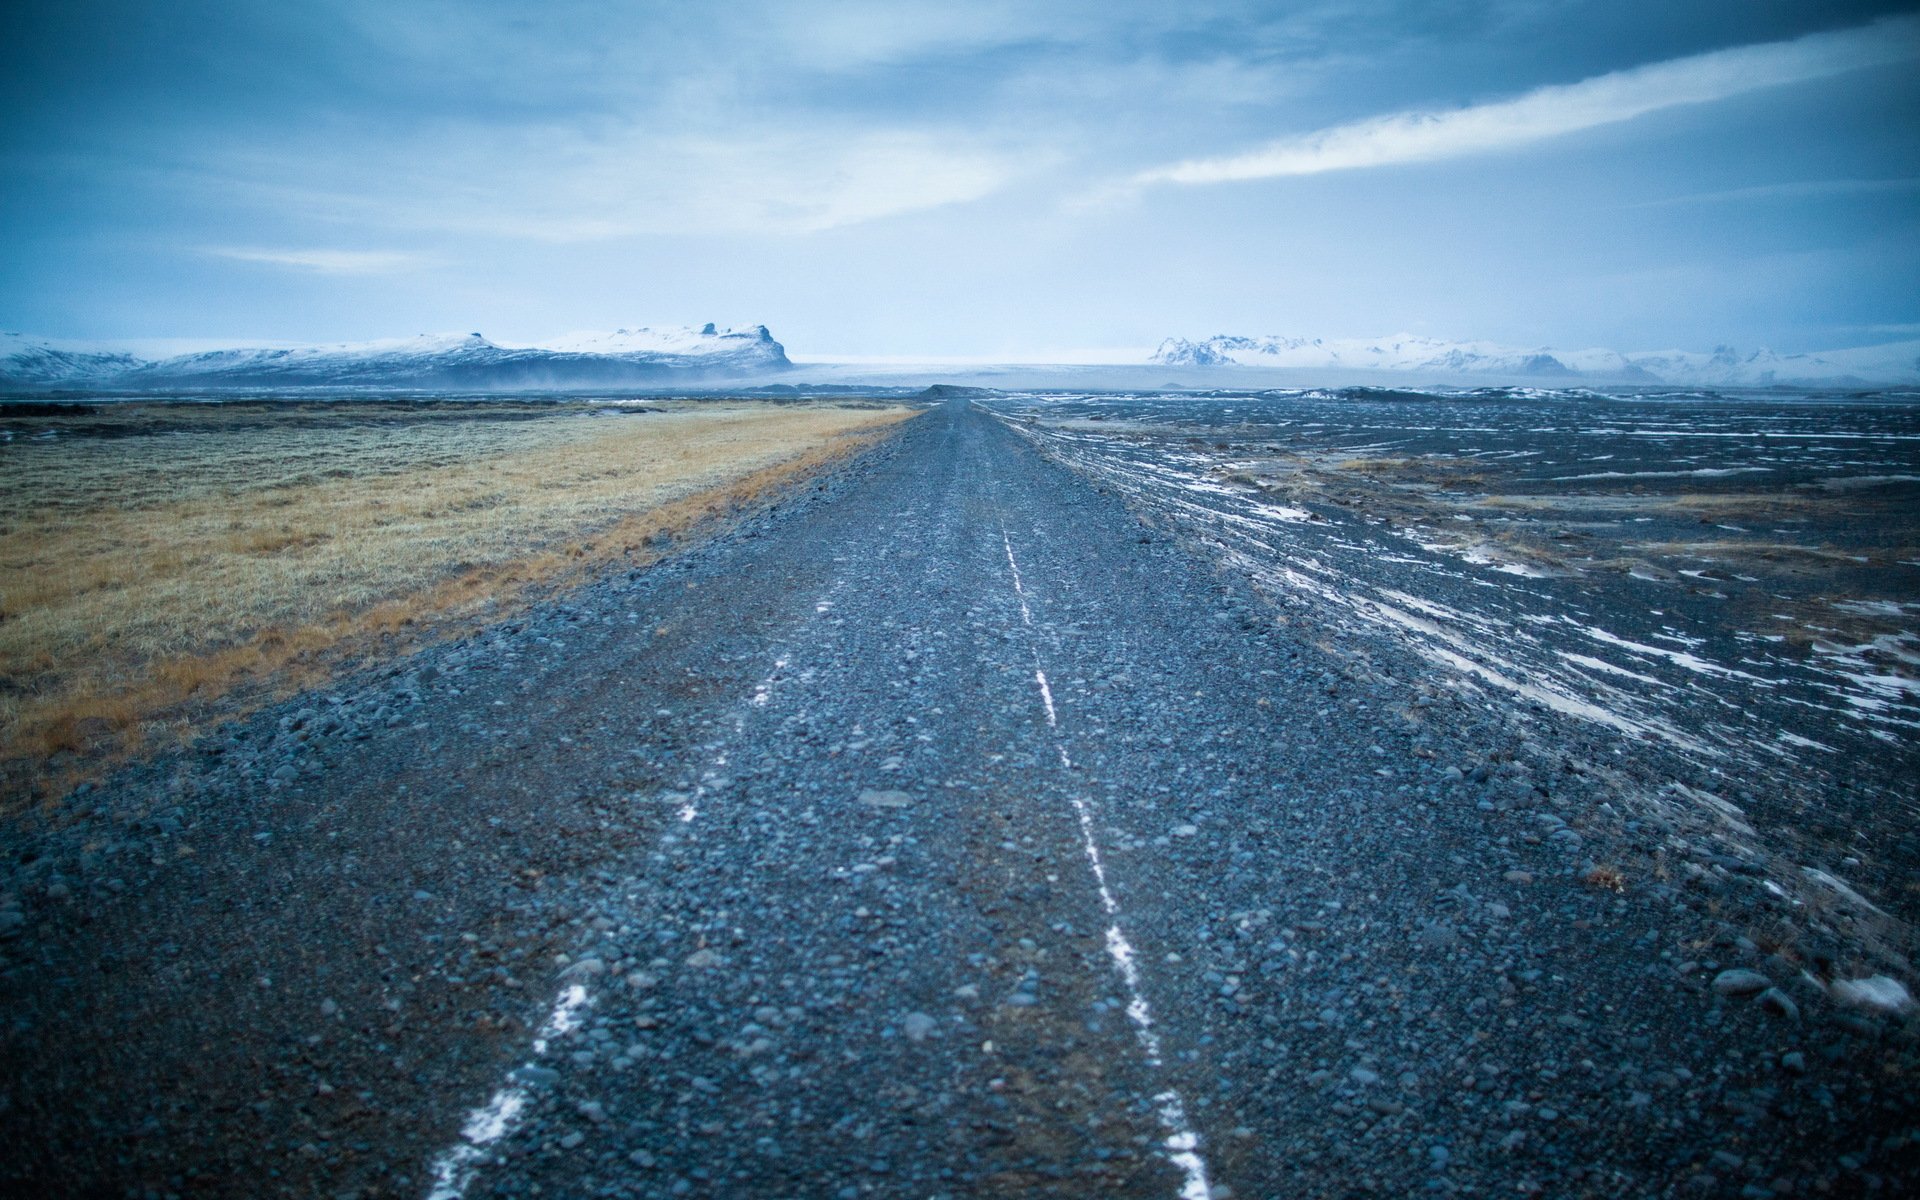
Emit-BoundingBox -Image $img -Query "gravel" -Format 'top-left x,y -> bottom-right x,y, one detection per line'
1,397 -> 1915,1198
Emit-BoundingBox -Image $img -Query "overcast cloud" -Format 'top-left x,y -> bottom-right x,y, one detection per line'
2,0 -> 1916,357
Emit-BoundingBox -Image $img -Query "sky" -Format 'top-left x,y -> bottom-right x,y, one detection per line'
2,0 -> 1917,360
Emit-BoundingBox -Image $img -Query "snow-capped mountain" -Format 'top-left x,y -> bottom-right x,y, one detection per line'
1621,342 -> 1920,387
1151,333 -> 1920,386
0,332 -> 148,387
0,325 -> 791,390
538,322 -> 784,363
129,325 -> 790,387
127,333 -> 513,386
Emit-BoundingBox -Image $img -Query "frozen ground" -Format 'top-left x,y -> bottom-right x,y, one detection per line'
984,387 -> 1920,922
1,395 -> 1915,1198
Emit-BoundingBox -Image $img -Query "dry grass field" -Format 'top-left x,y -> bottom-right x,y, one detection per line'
0,399 -> 913,800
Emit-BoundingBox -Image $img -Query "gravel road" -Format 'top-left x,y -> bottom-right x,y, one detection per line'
3,397 -> 1916,1198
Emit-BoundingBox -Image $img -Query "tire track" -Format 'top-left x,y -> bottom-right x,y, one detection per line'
994,509 -> 1215,1200
422,583 -> 843,1199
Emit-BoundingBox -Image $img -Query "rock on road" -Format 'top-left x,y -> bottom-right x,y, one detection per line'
3,398 -> 1916,1198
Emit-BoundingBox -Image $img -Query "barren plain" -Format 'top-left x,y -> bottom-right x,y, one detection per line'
1,391 -> 1915,1199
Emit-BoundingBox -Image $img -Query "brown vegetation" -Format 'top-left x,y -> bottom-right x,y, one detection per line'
1331,456 -> 1409,474
1583,863 -> 1627,892
0,400 -> 913,801
1329,455 -> 1491,489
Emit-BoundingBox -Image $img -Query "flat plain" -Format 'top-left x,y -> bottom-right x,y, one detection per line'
0,398 -> 910,801
991,387 -> 1920,917
1,392 -> 1914,1199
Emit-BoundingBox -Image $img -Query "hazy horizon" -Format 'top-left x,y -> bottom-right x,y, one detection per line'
4,1 -> 1918,358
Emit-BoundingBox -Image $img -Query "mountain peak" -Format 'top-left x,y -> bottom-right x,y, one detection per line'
1149,333 -> 1920,386
533,324 -> 788,364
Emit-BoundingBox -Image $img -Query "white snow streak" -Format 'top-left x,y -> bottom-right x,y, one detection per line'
1034,669 -> 1059,726
425,985 -> 591,1200
999,527 -> 1214,1200
751,655 -> 791,708
428,586 -> 835,1199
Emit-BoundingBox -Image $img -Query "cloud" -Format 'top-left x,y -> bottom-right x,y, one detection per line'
1632,177 -> 1920,207
590,130 -> 1016,237
205,246 -> 425,273
1131,15 -> 1920,187
203,127 -> 1020,241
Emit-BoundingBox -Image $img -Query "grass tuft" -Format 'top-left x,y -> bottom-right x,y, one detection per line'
1584,863 -> 1628,892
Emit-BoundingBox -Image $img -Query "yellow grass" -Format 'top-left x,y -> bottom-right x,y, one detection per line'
1583,863 -> 1627,892
1327,455 -> 1490,488
0,400 -> 912,797
1331,456 -> 1411,474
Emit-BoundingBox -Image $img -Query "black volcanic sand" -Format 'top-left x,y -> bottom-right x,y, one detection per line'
991,389 -> 1920,922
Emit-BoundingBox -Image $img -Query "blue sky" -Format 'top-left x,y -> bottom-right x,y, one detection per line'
2,1 -> 1916,358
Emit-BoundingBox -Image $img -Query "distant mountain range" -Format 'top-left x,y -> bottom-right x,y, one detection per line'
0,324 -> 790,389
1150,334 -> 1920,386
8,324 -> 1918,390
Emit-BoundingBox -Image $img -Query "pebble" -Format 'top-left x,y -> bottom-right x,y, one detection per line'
858,789 -> 914,809
1829,975 -> 1914,1015
902,1012 -> 938,1042
1711,969 -> 1772,997
1758,987 -> 1800,1022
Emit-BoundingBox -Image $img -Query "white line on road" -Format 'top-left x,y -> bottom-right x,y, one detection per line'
1034,669 -> 1059,726
423,588 -> 837,1199
751,655 -> 791,708
424,984 -> 591,1200
999,528 -> 1216,1200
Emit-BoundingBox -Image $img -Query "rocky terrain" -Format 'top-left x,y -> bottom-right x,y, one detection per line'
1,397 -> 1915,1199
